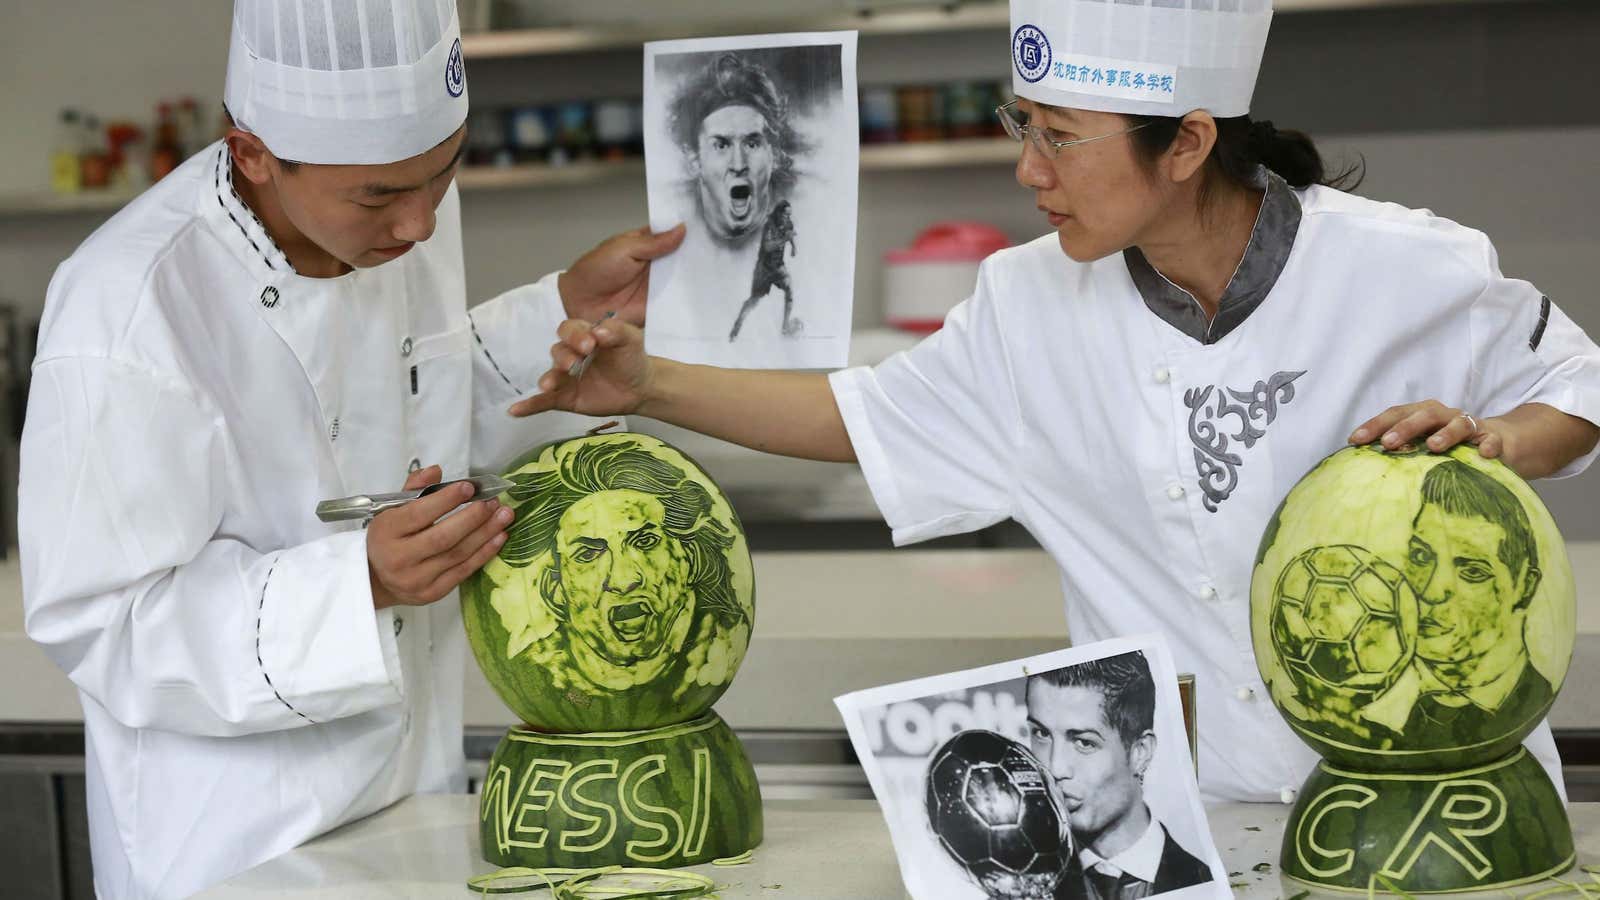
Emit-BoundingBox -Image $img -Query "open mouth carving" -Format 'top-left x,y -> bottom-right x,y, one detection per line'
607,601 -> 653,642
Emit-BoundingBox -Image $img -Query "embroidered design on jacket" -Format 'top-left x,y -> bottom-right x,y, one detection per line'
1185,370 -> 1305,512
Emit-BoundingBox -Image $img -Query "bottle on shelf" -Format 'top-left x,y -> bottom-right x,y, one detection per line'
507,106 -> 552,165
895,85 -> 946,142
552,101 -> 594,164
943,82 -> 988,140
105,121 -> 146,189
860,86 -> 899,144
466,108 -> 506,166
177,97 -> 204,158
150,102 -> 183,182
592,99 -> 638,162
79,115 -> 112,190
50,108 -> 84,195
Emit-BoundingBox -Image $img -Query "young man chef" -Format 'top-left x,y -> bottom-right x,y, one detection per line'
19,2 -> 680,897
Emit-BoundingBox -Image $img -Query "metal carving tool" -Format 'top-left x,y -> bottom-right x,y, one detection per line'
315,473 -> 515,523
567,310 -> 617,381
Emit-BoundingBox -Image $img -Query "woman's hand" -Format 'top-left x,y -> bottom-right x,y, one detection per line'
508,317 -> 653,418
1349,399 -> 1507,460
1350,400 -> 1600,480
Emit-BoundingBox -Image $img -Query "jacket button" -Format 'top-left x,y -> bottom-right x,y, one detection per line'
1153,366 -> 1171,384
1235,686 -> 1255,701
394,616 -> 404,637
401,336 -> 414,357
1198,585 -> 1218,601
1280,786 -> 1298,804
1166,484 -> 1186,501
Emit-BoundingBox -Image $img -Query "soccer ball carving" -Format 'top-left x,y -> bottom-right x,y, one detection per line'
926,730 -> 1066,899
1270,544 -> 1418,694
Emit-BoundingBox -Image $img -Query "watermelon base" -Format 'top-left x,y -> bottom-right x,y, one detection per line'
1279,747 -> 1572,894
478,711 -> 763,870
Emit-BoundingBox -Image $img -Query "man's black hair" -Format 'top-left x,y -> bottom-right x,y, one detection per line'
1029,651 -> 1156,751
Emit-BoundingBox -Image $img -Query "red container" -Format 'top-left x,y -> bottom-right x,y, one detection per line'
882,222 -> 1011,333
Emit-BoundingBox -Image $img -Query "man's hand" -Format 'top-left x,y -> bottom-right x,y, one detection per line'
556,224 -> 686,327
367,465 -> 513,609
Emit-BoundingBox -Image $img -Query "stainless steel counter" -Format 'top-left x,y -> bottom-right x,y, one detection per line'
191,793 -> 1600,899
196,795 -> 902,899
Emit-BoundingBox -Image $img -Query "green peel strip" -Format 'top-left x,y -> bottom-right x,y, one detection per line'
468,865 -> 717,899
710,851 -> 754,867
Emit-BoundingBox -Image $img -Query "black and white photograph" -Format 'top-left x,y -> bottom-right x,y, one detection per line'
836,636 -> 1228,900
642,31 -> 858,369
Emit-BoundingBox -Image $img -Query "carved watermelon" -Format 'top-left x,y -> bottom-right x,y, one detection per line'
462,433 -> 755,733
1279,748 -> 1571,893
1251,443 -> 1574,771
1256,444 -> 1577,894
478,712 -> 762,870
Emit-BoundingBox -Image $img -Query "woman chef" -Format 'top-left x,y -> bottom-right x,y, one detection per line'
18,2 -> 680,898
519,0 -> 1600,808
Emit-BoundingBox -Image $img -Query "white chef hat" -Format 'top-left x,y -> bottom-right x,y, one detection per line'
224,0 -> 468,165
1010,0 -> 1273,119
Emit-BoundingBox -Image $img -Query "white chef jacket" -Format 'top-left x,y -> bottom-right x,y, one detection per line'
830,170 -> 1600,804
19,142 -> 603,900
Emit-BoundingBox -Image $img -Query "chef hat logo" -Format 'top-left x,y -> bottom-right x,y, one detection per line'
1012,24 -> 1051,84
446,38 -> 466,98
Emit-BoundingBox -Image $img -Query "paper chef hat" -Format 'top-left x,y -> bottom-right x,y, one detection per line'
224,0 -> 469,165
1010,0 -> 1273,119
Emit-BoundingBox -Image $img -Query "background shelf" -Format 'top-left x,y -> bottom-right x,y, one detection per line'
4,139 -> 1021,215
453,138 -> 1016,193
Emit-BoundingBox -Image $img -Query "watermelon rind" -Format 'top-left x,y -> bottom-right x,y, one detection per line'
478,711 -> 764,871
1278,746 -> 1573,894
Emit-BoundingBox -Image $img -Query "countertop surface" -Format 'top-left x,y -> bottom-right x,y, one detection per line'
195,796 -> 902,900
191,794 -> 1600,899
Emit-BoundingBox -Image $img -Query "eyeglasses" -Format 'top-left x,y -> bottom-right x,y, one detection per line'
995,99 -> 1155,158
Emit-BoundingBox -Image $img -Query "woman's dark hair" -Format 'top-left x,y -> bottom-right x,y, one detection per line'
1127,114 -> 1362,204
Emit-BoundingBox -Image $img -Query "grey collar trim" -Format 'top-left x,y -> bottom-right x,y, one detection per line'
1122,167 -> 1301,345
